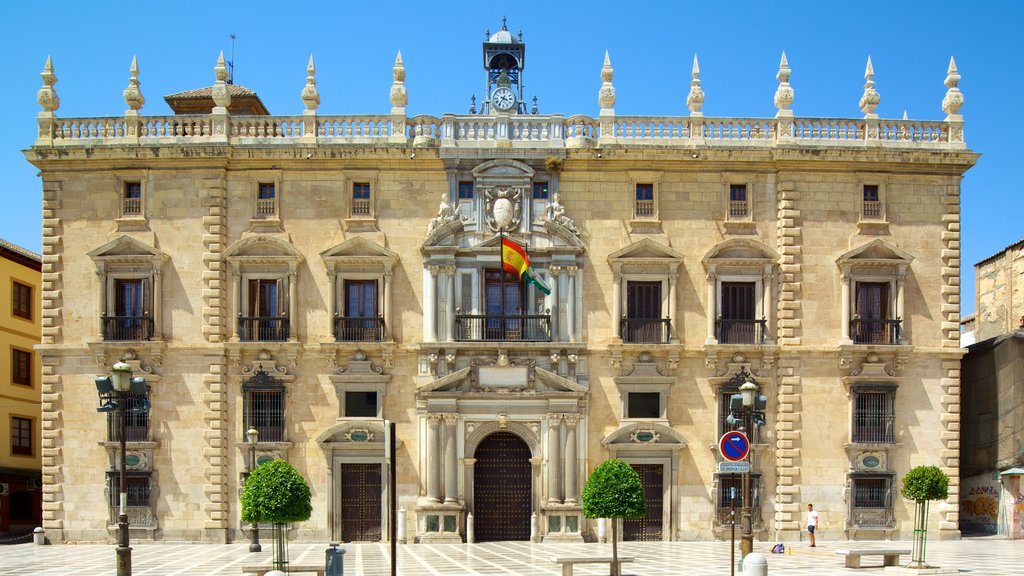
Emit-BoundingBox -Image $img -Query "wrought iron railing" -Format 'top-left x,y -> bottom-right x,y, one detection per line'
101,315 -> 153,341
334,316 -> 386,342
851,318 -> 901,344
238,316 -> 289,342
106,397 -> 151,442
853,413 -> 896,444
621,318 -> 671,344
455,314 -> 551,342
717,318 -> 767,344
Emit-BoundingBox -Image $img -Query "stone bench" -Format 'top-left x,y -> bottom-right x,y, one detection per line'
835,548 -> 911,568
550,556 -> 635,576
241,564 -> 325,576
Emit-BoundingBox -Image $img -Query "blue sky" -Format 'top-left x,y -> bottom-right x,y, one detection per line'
2,1 -> 1020,315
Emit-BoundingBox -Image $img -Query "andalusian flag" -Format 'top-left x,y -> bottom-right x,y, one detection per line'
501,236 -> 552,295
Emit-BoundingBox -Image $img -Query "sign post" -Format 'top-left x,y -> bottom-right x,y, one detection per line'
720,431 -> 750,572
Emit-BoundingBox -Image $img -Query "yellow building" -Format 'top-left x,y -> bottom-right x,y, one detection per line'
25,26 -> 977,545
0,238 -> 42,536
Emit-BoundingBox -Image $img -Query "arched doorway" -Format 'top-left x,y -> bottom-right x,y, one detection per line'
473,431 -> 532,541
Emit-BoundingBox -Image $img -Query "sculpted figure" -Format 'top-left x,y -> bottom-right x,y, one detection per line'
544,193 -> 578,234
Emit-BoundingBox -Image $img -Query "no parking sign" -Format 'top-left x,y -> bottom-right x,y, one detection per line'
719,431 -> 750,462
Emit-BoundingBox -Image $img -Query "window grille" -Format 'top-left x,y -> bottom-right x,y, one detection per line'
243,366 -> 285,442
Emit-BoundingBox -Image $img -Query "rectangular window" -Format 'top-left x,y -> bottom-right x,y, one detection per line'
256,182 -> 277,216
852,475 -> 892,509
729,184 -> 749,218
716,474 -> 761,524
106,389 -> 150,442
244,386 -> 286,442
484,270 -> 524,340
532,182 -> 549,199
12,281 -> 31,320
854,282 -> 893,344
853,388 -> 895,443
337,280 -> 381,341
104,278 -> 151,341
123,182 -> 142,216
624,281 -> 665,343
863,185 -> 881,219
719,389 -> 755,441
243,279 -> 286,341
634,184 -> 655,218
12,348 -> 31,387
719,282 -> 758,343
345,391 -> 378,418
106,471 -> 153,526
12,416 -> 32,456
626,392 -> 661,419
352,182 -> 372,216
458,181 -> 475,199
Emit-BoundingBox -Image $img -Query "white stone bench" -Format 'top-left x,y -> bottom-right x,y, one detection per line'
835,548 -> 911,568
241,564 -> 325,576
550,556 -> 635,576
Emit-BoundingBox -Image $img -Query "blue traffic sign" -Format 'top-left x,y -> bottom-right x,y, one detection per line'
719,431 -> 750,462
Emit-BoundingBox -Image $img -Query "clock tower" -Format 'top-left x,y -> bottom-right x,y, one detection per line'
481,18 -> 527,115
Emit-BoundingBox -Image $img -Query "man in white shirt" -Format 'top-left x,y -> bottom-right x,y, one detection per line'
806,503 -> 819,547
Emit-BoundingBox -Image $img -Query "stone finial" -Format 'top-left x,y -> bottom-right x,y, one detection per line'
123,55 -> 145,112
686,54 -> 704,115
301,54 -> 320,112
390,51 -> 407,110
37,55 -> 60,113
903,110 -> 908,120
773,51 -> 794,113
212,51 -> 231,109
599,51 -> 615,111
941,56 -> 964,117
859,56 -> 880,117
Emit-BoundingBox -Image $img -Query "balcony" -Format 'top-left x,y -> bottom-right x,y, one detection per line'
238,316 -> 289,342
716,318 -> 767,344
851,319 -> 901,344
621,318 -> 671,344
852,414 -> 896,444
455,314 -> 551,342
335,316 -> 386,342
102,315 -> 154,341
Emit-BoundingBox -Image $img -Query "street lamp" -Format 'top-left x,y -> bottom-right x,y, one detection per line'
246,427 -> 261,552
738,379 -> 758,559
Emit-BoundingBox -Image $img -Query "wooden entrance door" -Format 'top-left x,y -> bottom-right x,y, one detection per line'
623,463 -> 664,541
339,463 -> 382,542
473,432 -> 532,541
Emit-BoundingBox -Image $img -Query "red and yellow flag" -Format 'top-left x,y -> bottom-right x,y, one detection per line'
501,237 -> 529,278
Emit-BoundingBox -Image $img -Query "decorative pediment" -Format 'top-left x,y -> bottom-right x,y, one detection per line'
88,235 -> 169,269
602,422 -> 688,449
321,236 -> 398,272
471,159 -> 536,180
608,237 -> 683,271
316,420 -> 403,449
837,239 -> 914,270
702,238 -> 779,270
416,365 -> 585,396
225,234 -> 303,270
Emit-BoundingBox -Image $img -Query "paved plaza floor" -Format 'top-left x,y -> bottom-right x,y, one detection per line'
0,537 -> 1018,576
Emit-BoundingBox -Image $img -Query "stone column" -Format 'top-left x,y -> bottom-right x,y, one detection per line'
425,266 -> 438,342
611,271 -> 622,341
895,270 -> 907,343
840,271 -> 852,343
426,415 -> 442,502
232,270 -> 242,341
549,266 -> 562,341
668,272 -> 679,343
383,271 -> 393,337
444,265 -> 456,342
327,272 -> 337,335
546,413 -> 562,504
706,271 -> 718,343
443,413 -> 458,503
96,268 -> 107,341
287,270 -> 297,341
152,269 -> 163,340
566,266 -> 578,342
763,269 -> 776,344
563,413 -> 579,504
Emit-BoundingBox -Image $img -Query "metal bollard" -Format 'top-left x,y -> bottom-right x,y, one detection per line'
743,552 -> 768,576
325,542 -> 346,576
33,527 -> 46,545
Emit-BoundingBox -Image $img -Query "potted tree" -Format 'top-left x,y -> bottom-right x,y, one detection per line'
582,459 -> 646,576
900,465 -> 950,569
241,459 -> 313,572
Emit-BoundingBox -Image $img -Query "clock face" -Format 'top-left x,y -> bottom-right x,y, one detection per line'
492,87 -> 516,111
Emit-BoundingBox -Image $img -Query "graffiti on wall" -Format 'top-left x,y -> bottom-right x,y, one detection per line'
1016,493 -> 1024,532
960,485 -> 999,534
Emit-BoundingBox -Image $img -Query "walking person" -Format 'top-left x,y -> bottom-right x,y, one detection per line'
806,503 -> 819,547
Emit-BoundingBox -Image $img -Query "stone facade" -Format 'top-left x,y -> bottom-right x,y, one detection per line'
973,239 -> 1024,342
25,29 -> 978,545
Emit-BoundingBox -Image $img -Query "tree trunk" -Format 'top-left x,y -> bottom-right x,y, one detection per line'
910,499 -> 930,568
611,518 -> 619,576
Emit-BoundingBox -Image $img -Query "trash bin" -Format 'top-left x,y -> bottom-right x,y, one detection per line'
325,542 -> 346,576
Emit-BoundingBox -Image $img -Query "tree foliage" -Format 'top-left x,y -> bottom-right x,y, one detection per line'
900,465 -> 949,502
581,458 -> 646,520
241,459 -> 312,524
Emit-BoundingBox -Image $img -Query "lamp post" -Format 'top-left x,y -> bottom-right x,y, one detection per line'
247,427 -> 261,552
738,379 -> 757,559
110,361 -> 134,576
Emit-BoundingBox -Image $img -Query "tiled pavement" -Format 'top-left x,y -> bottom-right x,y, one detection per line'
0,538 -> 1018,576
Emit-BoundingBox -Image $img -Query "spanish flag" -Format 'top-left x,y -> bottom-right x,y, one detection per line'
501,236 -> 552,295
